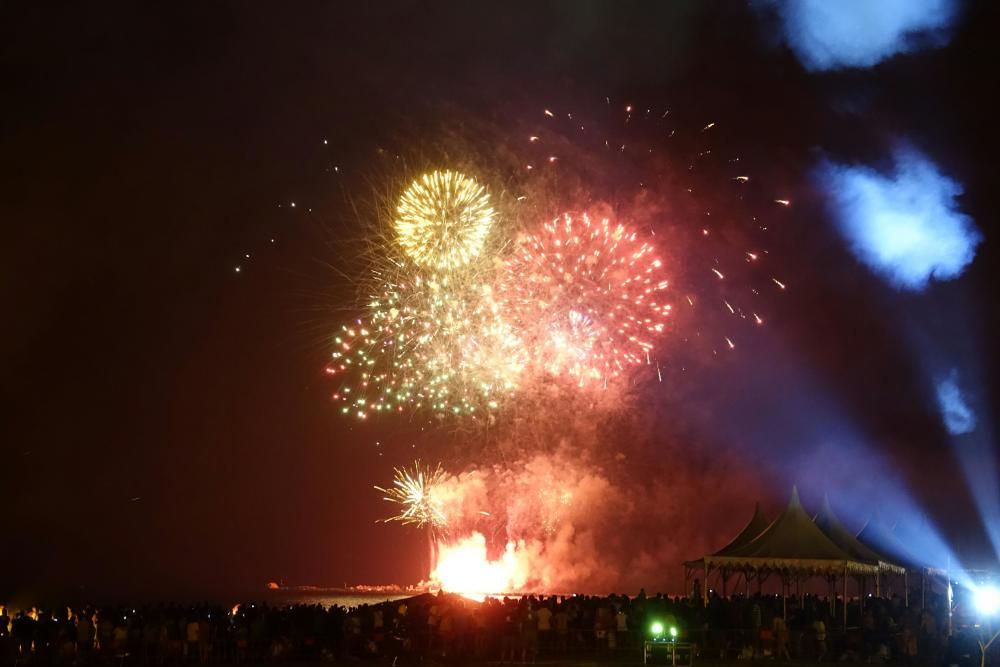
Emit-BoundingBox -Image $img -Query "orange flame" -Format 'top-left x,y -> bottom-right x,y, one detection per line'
431,533 -> 526,595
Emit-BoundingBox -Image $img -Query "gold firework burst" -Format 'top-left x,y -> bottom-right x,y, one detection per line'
395,170 -> 496,271
375,461 -> 449,529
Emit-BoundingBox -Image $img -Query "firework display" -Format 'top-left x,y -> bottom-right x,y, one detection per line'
329,101 -> 789,595
329,210 -> 668,417
330,185 -> 670,417
327,104 -> 788,425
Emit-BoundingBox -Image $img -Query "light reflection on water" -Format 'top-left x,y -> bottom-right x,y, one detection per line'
256,590 -> 415,609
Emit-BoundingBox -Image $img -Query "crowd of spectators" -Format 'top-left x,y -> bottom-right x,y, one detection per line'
0,589 -> 984,665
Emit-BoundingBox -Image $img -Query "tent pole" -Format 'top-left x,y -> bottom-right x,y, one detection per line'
921,570 -> 926,609
876,570 -> 881,598
842,566 -> 848,627
782,573 -> 787,621
947,576 -> 954,637
904,570 -> 909,608
704,560 -> 709,606
721,568 -> 728,598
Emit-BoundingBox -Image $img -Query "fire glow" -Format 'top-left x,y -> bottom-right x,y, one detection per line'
430,532 -> 526,595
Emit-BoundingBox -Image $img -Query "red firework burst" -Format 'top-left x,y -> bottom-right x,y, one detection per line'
500,212 -> 670,386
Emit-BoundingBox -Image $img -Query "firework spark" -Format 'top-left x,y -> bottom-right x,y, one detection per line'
375,461 -> 449,529
394,170 -> 496,271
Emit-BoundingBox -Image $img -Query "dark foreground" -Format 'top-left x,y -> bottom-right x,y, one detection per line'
1,591 -> 987,667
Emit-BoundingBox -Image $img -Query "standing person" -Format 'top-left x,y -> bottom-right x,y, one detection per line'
901,622 -> 918,664
813,613 -> 827,661
615,607 -> 629,653
553,604 -> 570,654
112,615 -> 129,654
750,599 -> 762,657
426,601 -> 440,653
520,605 -> 538,664
500,607 -> 518,664
185,615 -> 200,663
142,611 -> 161,664
198,614 -> 211,663
536,603 -> 552,654
437,609 -> 453,658
773,614 -> 791,660
0,605 -> 9,665
862,607 -> 875,658
790,608 -> 805,659
77,610 -> 95,660
472,606 -> 488,658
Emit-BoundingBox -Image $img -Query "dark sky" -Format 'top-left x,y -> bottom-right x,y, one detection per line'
2,1 -> 999,602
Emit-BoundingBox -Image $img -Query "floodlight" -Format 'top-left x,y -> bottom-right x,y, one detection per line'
974,586 -> 1000,615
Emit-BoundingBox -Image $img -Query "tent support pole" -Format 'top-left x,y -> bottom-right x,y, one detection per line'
947,576 -> 954,637
876,570 -> 881,598
904,570 -> 909,608
704,560 -> 709,606
843,566 -> 848,627
782,573 -> 787,621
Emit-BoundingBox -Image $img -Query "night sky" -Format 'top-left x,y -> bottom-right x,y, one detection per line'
3,1 -> 1000,602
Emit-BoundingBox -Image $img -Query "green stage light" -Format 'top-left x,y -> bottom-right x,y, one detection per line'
650,621 -> 664,637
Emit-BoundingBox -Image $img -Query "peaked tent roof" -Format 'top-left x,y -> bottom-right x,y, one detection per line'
814,495 -> 906,574
707,487 -> 878,574
713,502 -> 771,556
684,502 -> 770,568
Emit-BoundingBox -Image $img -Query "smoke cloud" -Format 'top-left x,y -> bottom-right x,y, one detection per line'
770,0 -> 959,71
427,446 -> 766,594
817,146 -> 980,290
